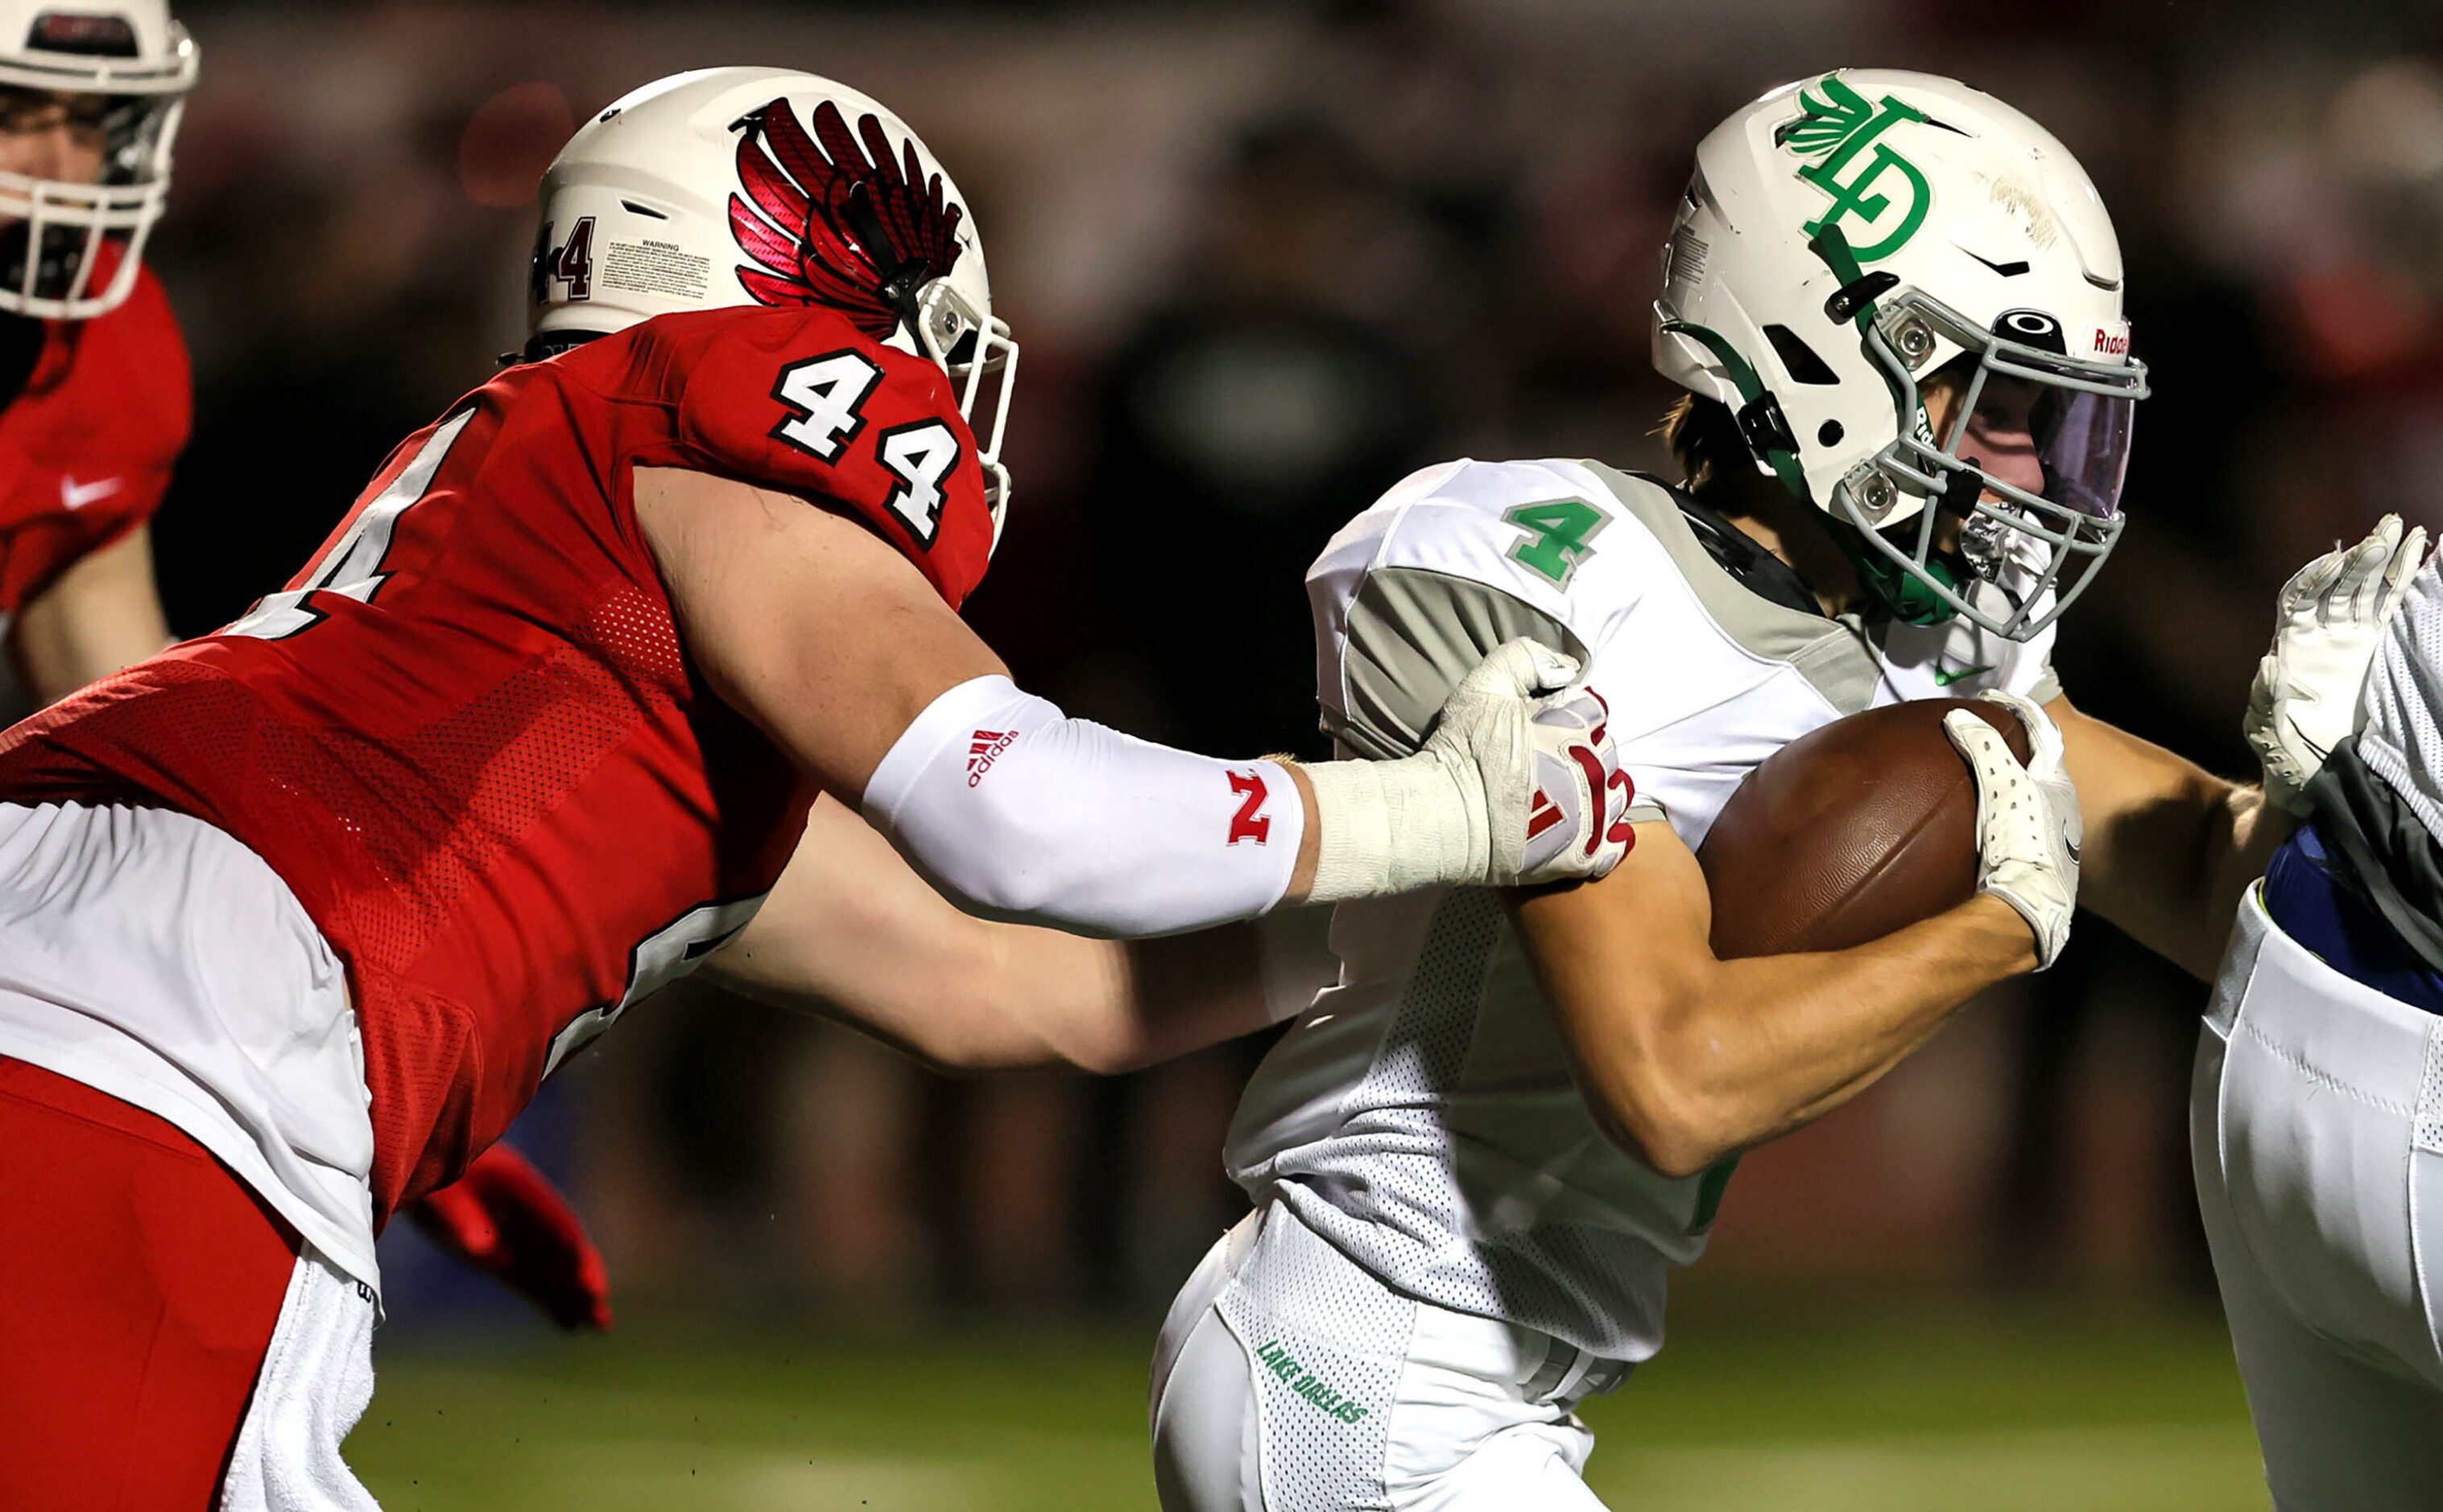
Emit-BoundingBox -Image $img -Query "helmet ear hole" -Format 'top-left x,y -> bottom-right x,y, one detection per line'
1764,324 -> 1838,386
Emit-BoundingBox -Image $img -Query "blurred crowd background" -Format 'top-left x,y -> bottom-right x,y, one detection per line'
135,0 -> 2443,1332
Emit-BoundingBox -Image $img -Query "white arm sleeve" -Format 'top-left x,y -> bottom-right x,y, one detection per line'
860,675 -> 1304,938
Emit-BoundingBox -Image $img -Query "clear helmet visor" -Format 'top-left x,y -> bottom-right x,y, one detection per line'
2034,382 -> 2135,521
1837,287 -> 2147,640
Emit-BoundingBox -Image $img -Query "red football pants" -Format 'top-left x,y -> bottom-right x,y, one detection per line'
0,1055 -> 302,1511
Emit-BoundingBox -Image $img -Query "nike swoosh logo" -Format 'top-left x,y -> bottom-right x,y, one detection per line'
1957,246 -> 2031,278
60,476 -> 121,510
1933,661 -> 1995,687
2282,715 -> 2332,762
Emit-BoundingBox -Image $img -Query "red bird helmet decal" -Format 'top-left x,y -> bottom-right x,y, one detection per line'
727,97 -> 965,341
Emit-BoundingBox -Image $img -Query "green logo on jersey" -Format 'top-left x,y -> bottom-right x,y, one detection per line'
1782,76 -> 1931,263
1254,1341 -> 1371,1424
1933,659 -> 1994,687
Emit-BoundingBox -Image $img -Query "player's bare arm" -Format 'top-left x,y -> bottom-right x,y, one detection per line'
1511,821 -> 2034,1177
2048,514 -> 2429,979
9,523 -> 172,702
705,795 -> 1281,1075
1509,696 -> 2074,1178
635,463 -> 1632,931
2047,694 -> 2285,979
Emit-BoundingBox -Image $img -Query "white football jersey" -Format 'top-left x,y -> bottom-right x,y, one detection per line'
1225,458 -> 2058,1361
2358,553 -> 2443,849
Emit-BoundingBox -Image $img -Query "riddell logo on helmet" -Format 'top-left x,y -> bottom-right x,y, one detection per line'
967,727 -> 1018,787
2092,327 -> 2131,357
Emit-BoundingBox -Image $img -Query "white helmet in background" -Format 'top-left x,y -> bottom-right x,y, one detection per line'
1653,69 -> 2147,639
0,0 -> 195,319
531,67 -> 1017,517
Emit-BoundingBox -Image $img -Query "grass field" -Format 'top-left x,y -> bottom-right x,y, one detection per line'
345,1291 -> 2267,1510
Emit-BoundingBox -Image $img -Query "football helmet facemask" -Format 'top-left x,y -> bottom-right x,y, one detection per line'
0,0 -> 194,319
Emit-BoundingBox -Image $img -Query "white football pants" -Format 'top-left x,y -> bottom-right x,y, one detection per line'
2193,888 -> 2443,1508
1150,1200 -> 1618,1511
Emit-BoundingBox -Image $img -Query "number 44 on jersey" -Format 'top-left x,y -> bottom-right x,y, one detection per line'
771,349 -> 965,548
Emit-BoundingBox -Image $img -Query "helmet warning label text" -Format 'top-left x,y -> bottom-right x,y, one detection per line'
605,239 -> 713,300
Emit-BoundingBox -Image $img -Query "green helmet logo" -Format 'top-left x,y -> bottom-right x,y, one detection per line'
1781,75 -> 1930,262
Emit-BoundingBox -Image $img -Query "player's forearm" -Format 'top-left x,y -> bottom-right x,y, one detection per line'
11,527 -> 174,704
2085,770 -> 2289,979
2056,696 -> 2294,980
862,652 -> 1618,936
726,916 -> 1267,1076
1536,894 -> 2033,1178
985,923 -> 1275,1074
709,797 -> 1274,1074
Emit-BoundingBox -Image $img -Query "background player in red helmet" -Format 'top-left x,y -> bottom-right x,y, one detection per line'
0,65 -> 1631,1509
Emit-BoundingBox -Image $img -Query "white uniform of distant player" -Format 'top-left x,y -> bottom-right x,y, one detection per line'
1150,456 -> 2057,1509
2198,539 -> 2443,1510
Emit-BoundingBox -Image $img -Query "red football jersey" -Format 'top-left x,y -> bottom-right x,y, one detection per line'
0,257 -> 189,612
0,302 -> 996,1219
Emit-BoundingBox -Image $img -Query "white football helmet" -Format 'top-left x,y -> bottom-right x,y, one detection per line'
531,67 -> 1017,523
0,0 -> 193,319
1653,69 -> 2147,639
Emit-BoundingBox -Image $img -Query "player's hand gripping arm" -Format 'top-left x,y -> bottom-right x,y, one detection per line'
703,795 -> 1320,1073
2055,518 -> 2425,977
635,467 -> 1630,938
1510,696 -> 2073,1179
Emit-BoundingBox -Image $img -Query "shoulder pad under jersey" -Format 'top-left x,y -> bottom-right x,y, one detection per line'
663,304 -> 994,609
1308,458 -> 1713,760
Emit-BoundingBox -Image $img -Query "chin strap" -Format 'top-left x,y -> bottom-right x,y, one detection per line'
1666,307 -> 1961,627
1659,317 -> 1810,504
1829,519 -> 1964,626
1668,228 -> 1970,629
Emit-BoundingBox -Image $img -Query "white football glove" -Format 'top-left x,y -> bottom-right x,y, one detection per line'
1304,639 -> 1633,903
2246,514 -> 2428,816
1942,691 -> 2081,970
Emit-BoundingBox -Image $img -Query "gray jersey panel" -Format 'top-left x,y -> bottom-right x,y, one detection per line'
1576,464 -> 1883,716
1328,566 -> 1591,762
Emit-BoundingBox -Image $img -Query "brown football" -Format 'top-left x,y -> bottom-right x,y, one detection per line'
1696,699 -> 2031,960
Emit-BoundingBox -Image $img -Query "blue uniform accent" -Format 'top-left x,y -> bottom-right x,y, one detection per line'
2260,824 -> 2443,1015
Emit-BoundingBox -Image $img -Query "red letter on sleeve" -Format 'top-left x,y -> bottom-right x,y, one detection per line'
1227,769 -> 1272,846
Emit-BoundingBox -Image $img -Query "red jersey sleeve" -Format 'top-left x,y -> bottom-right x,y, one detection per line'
0,261 -> 189,612
668,305 -> 994,609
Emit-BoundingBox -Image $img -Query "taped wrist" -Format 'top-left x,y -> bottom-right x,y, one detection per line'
861,675 -> 1303,936
1300,751 -> 1485,904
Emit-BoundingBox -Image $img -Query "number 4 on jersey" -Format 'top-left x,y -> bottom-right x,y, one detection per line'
1504,498 -> 1608,587
771,349 -> 882,461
